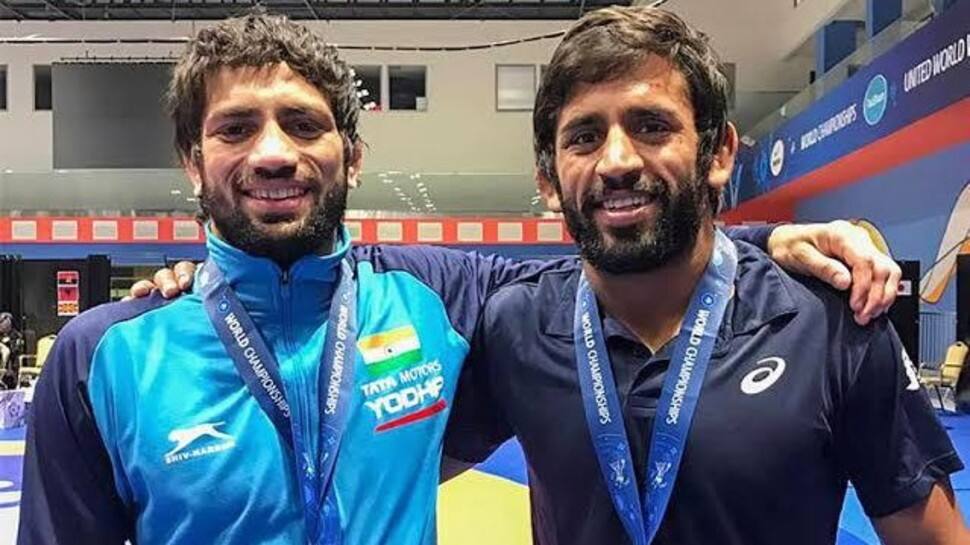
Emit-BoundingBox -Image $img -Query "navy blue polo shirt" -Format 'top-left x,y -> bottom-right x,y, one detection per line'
445,239 -> 963,545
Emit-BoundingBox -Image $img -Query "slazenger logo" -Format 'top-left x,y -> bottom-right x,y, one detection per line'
164,422 -> 236,465
740,357 -> 786,395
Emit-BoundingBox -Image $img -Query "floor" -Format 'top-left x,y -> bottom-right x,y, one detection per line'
3,416 -> 970,544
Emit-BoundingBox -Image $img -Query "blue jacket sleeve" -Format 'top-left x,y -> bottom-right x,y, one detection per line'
17,318 -> 132,544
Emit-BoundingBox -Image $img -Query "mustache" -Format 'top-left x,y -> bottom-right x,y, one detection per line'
579,177 -> 669,208
228,168 -> 322,191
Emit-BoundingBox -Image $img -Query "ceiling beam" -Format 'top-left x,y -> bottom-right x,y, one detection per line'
39,0 -> 75,19
0,0 -> 27,20
0,0 -> 627,19
301,0 -> 320,20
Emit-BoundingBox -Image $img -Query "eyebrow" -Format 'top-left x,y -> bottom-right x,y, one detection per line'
205,107 -> 258,124
559,113 -> 601,137
279,105 -> 326,117
626,105 -> 679,122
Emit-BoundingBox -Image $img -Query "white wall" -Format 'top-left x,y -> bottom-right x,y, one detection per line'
0,20 -> 570,173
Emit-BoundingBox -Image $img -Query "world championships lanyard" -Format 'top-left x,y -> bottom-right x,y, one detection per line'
573,230 -> 737,545
200,258 -> 357,545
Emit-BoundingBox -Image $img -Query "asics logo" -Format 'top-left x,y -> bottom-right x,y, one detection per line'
164,422 -> 236,465
741,357 -> 786,395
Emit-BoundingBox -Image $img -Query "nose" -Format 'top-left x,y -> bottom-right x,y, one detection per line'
249,121 -> 298,179
595,126 -> 644,188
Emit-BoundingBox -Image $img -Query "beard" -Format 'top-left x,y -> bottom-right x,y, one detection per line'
560,174 -> 709,274
199,170 -> 348,267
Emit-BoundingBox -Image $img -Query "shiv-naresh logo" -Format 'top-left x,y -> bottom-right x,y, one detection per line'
164,422 -> 236,465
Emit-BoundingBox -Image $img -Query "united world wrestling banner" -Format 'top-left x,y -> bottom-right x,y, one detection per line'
726,1 -> 970,209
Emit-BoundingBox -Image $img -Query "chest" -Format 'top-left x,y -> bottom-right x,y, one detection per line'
94,285 -> 472,538
499,325 -> 842,492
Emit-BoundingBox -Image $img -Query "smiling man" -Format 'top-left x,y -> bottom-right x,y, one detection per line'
445,7 -> 969,545
18,9 -> 905,545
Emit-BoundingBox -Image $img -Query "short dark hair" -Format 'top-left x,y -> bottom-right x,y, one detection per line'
166,10 -> 361,163
533,6 -> 730,210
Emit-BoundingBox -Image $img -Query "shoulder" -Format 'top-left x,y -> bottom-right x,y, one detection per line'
482,263 -> 580,336
734,240 -> 878,359
351,243 -> 480,276
48,293 -> 181,380
488,264 -> 577,308
57,293 -> 177,352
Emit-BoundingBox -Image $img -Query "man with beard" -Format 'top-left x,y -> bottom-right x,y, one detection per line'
19,14 -> 560,545
445,6 -> 969,545
19,9 -> 902,545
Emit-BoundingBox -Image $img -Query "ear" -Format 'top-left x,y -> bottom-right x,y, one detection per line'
706,122 -> 739,191
346,141 -> 364,189
536,168 -> 562,213
182,147 -> 203,197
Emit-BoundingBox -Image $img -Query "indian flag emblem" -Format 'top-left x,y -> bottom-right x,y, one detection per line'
358,325 -> 423,377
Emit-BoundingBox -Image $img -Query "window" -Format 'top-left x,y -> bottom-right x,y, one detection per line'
352,65 -> 382,111
34,65 -> 52,111
388,65 -> 427,111
0,66 -> 7,111
496,64 -> 536,111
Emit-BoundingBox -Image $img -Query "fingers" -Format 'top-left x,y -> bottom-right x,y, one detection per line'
153,268 -> 180,299
849,254 -> 874,317
798,243 -> 853,291
173,261 -> 197,291
855,256 -> 902,325
821,223 -> 873,314
124,279 -> 158,301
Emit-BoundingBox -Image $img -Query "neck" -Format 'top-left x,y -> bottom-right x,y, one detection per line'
210,222 -> 336,269
584,225 -> 715,352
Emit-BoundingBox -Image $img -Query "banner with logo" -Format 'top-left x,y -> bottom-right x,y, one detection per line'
726,2 -> 970,209
55,270 -> 79,317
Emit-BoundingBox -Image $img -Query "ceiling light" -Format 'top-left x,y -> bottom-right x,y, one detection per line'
170,189 -> 182,195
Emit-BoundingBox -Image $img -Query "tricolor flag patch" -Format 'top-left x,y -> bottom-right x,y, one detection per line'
358,325 -> 423,377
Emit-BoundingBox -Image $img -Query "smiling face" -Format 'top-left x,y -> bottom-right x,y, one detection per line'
185,62 -> 361,264
538,55 -> 735,274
